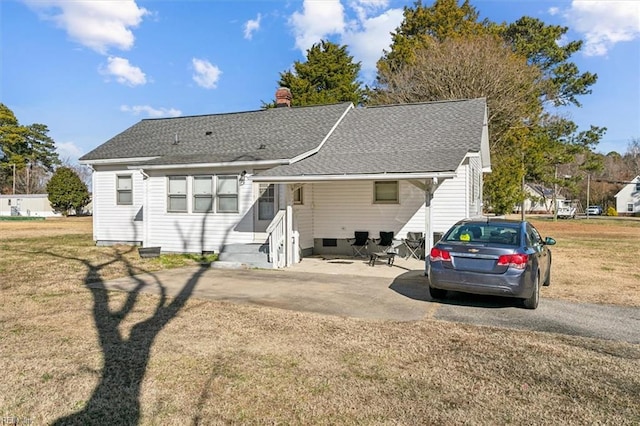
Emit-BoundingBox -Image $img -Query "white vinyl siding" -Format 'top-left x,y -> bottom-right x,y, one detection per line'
92,167 -> 144,244
311,181 -> 425,239
143,169 -> 254,253
432,167 -> 468,234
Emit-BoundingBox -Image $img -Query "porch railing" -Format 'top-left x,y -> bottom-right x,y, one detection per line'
266,209 -> 287,269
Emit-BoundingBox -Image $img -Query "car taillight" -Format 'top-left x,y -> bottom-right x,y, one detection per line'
430,247 -> 451,262
497,254 -> 528,269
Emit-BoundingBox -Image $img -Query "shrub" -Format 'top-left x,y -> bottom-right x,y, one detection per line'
606,206 -> 618,216
46,167 -> 91,216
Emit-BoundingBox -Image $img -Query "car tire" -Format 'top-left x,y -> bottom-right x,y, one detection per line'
523,274 -> 540,309
429,286 -> 447,300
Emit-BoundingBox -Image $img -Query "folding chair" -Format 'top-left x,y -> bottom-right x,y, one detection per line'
348,231 -> 370,257
402,232 -> 424,260
373,231 -> 395,253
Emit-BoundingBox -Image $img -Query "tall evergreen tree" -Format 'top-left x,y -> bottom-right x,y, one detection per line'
0,103 -> 60,193
270,40 -> 364,107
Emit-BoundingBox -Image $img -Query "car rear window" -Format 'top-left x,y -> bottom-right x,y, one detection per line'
443,223 -> 520,246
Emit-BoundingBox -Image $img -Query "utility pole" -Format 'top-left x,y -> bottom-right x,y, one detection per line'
553,164 -> 558,222
586,173 -> 591,219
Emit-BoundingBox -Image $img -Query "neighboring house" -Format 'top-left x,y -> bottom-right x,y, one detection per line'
79,92 -> 490,268
0,194 -> 62,217
515,183 -> 561,214
614,176 -> 640,215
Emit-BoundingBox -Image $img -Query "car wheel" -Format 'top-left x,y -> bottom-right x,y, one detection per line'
523,274 -> 540,310
429,286 -> 447,300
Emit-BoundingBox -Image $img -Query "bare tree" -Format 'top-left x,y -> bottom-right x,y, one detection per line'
371,34 -> 542,149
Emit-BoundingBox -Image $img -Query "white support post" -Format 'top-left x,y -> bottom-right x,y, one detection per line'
424,179 -> 434,272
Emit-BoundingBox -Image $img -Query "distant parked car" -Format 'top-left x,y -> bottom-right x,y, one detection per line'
586,205 -> 603,215
427,218 -> 555,309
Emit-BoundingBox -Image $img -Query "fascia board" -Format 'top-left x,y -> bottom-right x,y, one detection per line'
252,171 -> 456,183
79,157 -> 159,166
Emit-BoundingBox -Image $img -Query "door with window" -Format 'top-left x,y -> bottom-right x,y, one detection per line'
254,182 -> 278,236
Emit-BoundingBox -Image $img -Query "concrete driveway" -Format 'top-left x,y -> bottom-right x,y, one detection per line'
96,256 -> 640,344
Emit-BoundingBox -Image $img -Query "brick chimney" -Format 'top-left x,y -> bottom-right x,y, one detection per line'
275,87 -> 292,108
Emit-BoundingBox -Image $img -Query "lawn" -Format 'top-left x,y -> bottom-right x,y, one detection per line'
0,216 -> 639,425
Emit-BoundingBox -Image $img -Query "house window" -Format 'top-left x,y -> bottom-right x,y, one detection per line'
217,175 -> 239,213
628,203 -> 634,212
635,182 -> 640,192
168,176 -> 187,212
293,186 -> 303,205
374,181 -> 399,204
193,176 -> 213,213
117,175 -> 133,205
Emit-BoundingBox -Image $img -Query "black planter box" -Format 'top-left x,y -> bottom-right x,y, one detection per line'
138,246 -> 161,258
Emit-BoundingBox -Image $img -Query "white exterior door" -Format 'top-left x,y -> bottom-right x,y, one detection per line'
254,182 -> 278,237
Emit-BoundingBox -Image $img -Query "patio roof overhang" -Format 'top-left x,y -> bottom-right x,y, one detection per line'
251,171 -> 457,183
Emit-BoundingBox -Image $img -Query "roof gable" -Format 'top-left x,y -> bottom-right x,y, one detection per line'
257,98 -> 488,178
80,103 -> 352,164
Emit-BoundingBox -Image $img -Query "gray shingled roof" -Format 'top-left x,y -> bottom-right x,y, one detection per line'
79,103 -> 352,163
257,98 -> 486,178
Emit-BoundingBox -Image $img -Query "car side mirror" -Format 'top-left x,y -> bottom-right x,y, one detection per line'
544,237 -> 556,246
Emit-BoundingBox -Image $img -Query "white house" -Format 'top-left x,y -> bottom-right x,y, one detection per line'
514,183 -> 561,214
79,93 -> 491,268
0,194 -> 61,217
614,176 -> 640,215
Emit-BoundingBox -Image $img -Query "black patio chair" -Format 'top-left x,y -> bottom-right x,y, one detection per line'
402,232 -> 425,260
348,231 -> 370,257
373,231 -> 395,253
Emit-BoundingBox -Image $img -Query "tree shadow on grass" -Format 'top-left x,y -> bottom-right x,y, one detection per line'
40,244 -> 208,425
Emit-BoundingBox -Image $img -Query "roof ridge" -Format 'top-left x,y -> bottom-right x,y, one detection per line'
362,98 -> 486,110
140,102 -> 354,122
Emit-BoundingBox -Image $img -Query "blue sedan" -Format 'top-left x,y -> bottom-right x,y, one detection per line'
427,218 -> 555,309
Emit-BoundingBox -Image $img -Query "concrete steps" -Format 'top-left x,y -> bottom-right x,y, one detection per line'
216,243 -> 272,269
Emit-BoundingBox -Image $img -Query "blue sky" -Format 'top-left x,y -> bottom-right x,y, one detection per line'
1,0 -> 639,162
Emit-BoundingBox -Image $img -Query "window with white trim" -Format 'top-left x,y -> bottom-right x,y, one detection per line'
193,176 -> 213,213
374,181 -> 398,204
293,186 -> 303,205
628,203 -> 634,212
168,176 -> 187,212
217,175 -> 239,213
117,175 -> 133,205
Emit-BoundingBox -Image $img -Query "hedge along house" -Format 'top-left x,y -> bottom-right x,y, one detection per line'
79,91 -> 490,269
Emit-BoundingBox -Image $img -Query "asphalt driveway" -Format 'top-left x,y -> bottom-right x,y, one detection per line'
96,265 -> 640,344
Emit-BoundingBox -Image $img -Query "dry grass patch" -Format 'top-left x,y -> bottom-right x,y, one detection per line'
528,217 -> 640,306
1,217 -> 639,424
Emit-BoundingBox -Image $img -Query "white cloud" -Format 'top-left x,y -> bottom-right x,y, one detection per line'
244,13 -> 262,40
25,0 -> 149,54
192,58 -> 222,89
342,8 -> 404,81
288,0 -> 403,83
566,0 -> 640,56
120,105 -> 182,118
289,0 -> 345,53
100,56 -> 146,86
548,7 -> 559,16
56,141 -> 84,161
